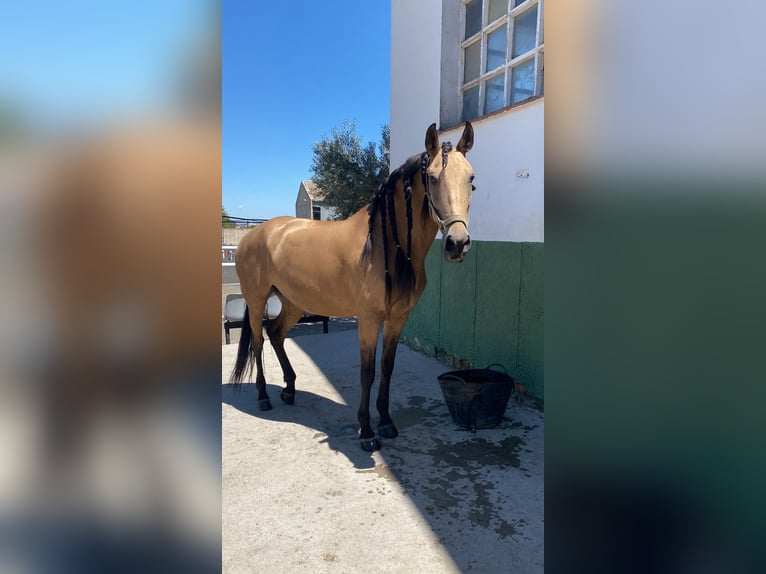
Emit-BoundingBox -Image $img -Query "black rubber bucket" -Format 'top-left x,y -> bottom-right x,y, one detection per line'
437,364 -> 514,429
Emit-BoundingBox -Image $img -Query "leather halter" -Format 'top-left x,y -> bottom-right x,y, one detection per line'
421,153 -> 468,234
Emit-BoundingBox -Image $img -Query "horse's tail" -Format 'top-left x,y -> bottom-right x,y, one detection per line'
230,304 -> 254,388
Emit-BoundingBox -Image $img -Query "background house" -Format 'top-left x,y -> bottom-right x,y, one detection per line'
392,0 -> 544,403
295,180 -> 337,220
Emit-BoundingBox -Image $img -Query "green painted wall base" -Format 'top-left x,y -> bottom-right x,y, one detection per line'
401,240 -> 544,404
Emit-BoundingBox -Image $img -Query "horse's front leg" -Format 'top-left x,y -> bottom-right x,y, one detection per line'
377,312 -> 410,439
357,318 -> 381,452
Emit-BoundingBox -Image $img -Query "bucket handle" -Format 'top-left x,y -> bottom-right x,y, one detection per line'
439,373 -> 467,384
440,364 -> 508,382
485,363 -> 508,375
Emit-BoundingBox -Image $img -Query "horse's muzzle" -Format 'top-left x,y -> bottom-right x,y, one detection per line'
443,229 -> 472,262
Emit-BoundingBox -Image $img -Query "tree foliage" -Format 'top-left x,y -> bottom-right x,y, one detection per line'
310,121 -> 390,220
222,205 -> 235,228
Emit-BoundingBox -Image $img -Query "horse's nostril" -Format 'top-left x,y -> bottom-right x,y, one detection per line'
445,235 -> 456,252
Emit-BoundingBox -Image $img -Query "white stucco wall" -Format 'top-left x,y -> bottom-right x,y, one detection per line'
390,0 -> 443,167
295,185 -> 311,219
391,0 -> 544,243
440,101 -> 544,243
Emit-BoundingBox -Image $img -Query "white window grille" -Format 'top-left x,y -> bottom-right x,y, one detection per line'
459,0 -> 544,122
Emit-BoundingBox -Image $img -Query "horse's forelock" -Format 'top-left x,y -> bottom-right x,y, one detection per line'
441,142 -> 453,168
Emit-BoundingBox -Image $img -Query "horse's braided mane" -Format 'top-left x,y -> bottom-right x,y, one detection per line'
441,142 -> 452,168
362,142 -> 453,304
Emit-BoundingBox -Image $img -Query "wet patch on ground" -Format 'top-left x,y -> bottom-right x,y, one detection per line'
393,396 -> 448,430
427,436 -> 523,470
377,407 -> 528,542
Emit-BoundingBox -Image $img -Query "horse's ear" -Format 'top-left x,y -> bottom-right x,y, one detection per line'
425,123 -> 439,158
457,121 -> 474,154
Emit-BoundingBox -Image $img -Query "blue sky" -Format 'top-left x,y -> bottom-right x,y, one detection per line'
0,0 -> 210,127
0,1 -> 390,220
223,1 -> 391,219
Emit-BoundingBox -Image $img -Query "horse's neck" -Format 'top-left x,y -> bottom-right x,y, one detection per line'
408,180 -> 440,267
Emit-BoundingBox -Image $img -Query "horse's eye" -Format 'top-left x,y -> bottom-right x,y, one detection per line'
429,175 -> 438,184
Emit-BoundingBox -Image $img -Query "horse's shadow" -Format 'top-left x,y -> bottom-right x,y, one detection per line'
221,382 -> 376,470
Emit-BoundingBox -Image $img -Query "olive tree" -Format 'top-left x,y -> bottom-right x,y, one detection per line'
310,121 -> 390,220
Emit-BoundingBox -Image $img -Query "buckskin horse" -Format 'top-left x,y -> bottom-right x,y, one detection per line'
230,122 -> 475,451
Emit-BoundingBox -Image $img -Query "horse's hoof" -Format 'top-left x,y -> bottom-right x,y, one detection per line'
359,437 -> 381,452
257,399 -> 273,411
280,390 -> 295,405
378,423 -> 399,439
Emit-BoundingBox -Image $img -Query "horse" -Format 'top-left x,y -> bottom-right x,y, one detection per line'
230,122 -> 475,451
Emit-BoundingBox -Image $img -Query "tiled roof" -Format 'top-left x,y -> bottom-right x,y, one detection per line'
302,180 -> 326,201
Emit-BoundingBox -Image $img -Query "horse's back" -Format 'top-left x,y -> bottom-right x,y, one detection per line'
238,215 -> 361,265
236,216 -> 322,270
235,213 -> 375,316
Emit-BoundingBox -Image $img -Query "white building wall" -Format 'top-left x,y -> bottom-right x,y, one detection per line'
391,0 -> 544,243
390,0 -> 443,167
295,185 -> 311,219
439,101 -> 544,243
319,204 -> 337,221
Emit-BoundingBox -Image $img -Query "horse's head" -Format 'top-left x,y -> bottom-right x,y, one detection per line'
424,122 -> 475,263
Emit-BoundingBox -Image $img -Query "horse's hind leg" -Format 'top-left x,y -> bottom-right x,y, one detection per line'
246,292 -> 273,411
266,295 -> 304,405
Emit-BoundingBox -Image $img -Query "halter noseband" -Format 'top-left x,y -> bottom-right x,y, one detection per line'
421,152 -> 469,234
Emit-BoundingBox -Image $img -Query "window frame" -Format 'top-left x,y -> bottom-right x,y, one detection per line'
459,0 -> 544,122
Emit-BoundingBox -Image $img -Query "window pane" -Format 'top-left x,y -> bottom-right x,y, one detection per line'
510,58 -> 535,104
489,0 -> 508,24
513,0 -> 527,7
484,74 -> 505,114
462,85 -> 479,121
486,26 -> 506,72
465,0 -> 482,39
464,41 -> 481,83
512,5 -> 537,58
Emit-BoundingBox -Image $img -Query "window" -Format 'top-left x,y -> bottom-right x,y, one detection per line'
312,205 -> 321,220
459,0 -> 544,122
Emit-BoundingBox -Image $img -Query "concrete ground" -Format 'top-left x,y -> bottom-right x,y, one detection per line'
222,326 -> 544,573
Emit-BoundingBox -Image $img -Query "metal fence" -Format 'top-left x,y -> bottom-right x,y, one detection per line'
222,216 -> 267,228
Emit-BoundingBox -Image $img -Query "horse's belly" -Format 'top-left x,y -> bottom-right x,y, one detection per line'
277,278 -> 357,317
